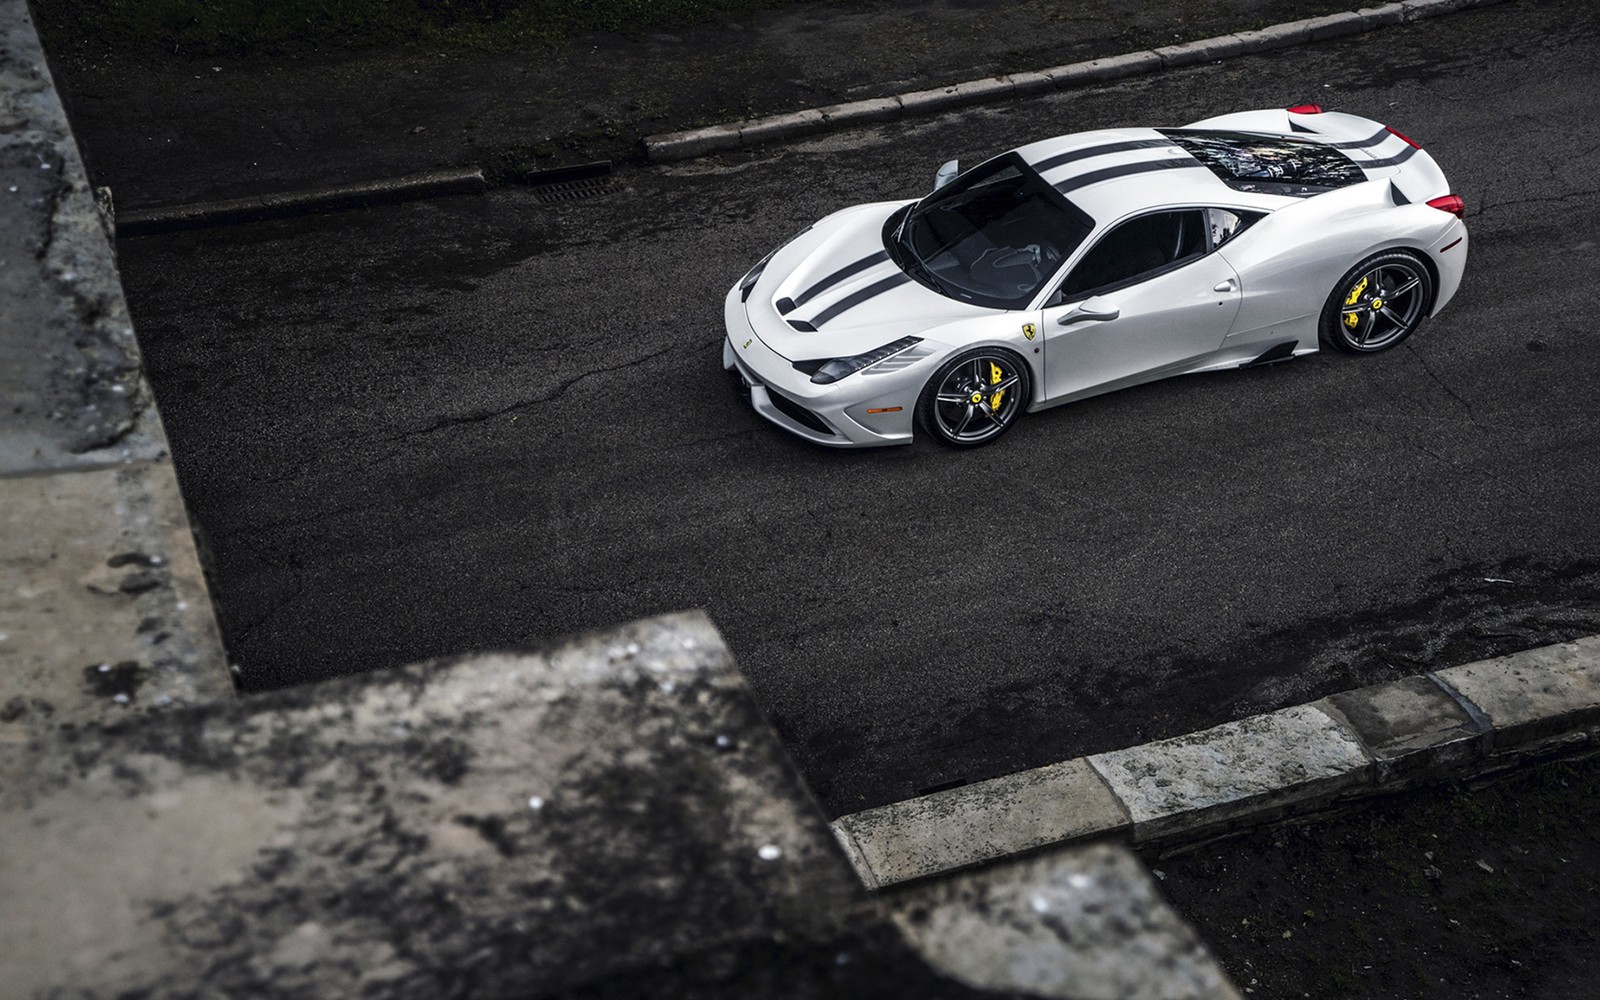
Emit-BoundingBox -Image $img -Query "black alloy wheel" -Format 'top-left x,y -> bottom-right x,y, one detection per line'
917,348 -> 1030,448
1320,250 -> 1434,353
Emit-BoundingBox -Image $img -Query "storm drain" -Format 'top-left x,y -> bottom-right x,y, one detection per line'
532,177 -> 618,204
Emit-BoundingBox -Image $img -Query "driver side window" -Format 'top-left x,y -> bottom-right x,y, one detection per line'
1060,209 -> 1207,299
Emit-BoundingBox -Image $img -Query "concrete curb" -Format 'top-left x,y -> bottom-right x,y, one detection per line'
115,166 -> 488,236
644,0 -> 1504,163
831,635 -> 1600,888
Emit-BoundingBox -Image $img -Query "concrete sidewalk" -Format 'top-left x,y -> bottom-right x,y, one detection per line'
33,0 -> 1361,209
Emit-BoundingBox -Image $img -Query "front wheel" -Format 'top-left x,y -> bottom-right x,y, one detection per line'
917,348 -> 1030,448
1319,250 -> 1433,353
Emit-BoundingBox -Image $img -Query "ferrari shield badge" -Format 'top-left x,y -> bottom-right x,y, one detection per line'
1022,323 -> 1037,341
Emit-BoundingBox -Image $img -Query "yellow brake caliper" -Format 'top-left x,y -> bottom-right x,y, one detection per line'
987,361 -> 1006,412
1343,276 -> 1369,330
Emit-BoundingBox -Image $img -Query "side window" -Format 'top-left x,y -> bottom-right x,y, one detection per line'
1208,208 -> 1262,249
1060,209 -> 1207,298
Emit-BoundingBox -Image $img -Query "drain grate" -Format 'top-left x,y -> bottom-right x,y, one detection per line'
532,177 -> 618,204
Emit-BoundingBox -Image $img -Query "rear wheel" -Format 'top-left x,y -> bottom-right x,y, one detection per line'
1319,250 -> 1433,353
917,348 -> 1030,448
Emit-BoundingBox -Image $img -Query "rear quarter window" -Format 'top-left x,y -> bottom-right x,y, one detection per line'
1208,208 -> 1264,248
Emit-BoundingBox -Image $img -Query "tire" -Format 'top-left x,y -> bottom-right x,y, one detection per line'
1319,249 -> 1433,354
917,348 -> 1030,448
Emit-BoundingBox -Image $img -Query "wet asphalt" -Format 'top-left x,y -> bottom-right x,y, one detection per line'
122,1 -> 1600,816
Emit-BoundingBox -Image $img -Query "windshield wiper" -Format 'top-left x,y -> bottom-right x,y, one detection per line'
901,249 -> 948,296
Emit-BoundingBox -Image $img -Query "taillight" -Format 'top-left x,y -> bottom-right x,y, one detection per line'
1386,126 -> 1422,149
1286,103 -> 1323,114
1427,194 -> 1466,219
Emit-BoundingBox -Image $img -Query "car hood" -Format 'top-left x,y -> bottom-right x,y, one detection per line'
748,201 -> 1000,361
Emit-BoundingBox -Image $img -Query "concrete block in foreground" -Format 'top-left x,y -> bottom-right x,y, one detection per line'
0,0 -> 167,471
832,758 -> 1131,887
1318,674 -> 1488,783
897,845 -> 1243,1000
2,0 -> 233,728
0,464 -> 233,734
0,612 -> 862,999
1435,636 -> 1600,749
1088,705 -> 1371,843
0,608 -> 1245,999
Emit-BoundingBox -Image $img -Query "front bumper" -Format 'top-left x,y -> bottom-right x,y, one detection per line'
722,286 -> 921,448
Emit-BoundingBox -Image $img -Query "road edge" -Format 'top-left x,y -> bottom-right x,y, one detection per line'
114,166 -> 489,236
643,0 -> 1505,162
832,636 -> 1600,888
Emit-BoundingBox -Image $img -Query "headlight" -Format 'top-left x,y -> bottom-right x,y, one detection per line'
738,224 -> 814,302
795,337 -> 923,385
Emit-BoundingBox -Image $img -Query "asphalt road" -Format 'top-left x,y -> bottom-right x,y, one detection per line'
122,1 -> 1600,817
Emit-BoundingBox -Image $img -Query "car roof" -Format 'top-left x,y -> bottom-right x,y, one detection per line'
1015,127 -> 1287,222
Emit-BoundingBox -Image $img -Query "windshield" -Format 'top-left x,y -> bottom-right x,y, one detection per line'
889,153 -> 1094,309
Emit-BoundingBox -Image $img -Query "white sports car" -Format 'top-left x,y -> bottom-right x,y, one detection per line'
723,105 -> 1468,448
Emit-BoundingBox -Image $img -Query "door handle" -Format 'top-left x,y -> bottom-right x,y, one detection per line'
1060,299 -> 1119,325
1213,278 -> 1238,293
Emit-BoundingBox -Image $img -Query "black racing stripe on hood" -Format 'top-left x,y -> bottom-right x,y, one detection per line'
807,272 -> 912,328
1053,157 -> 1204,195
781,250 -> 890,314
1359,144 -> 1422,169
1031,138 -> 1173,175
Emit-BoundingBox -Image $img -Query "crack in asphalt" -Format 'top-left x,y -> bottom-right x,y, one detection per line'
1402,341 -> 1477,425
398,341 -> 683,440
228,550 -> 307,646
1348,410 -> 1453,469
659,427 -> 758,452
1346,403 -> 1532,502
228,494 -> 404,541
1472,186 -> 1600,219
543,582 -> 642,598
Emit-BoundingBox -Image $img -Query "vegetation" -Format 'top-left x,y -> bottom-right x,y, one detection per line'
39,0 -> 794,56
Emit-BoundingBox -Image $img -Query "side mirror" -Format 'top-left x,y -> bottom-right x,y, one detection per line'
1059,296 -> 1120,325
934,159 -> 959,191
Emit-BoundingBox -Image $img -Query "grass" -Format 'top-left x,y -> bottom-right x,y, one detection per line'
40,0 -> 799,57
